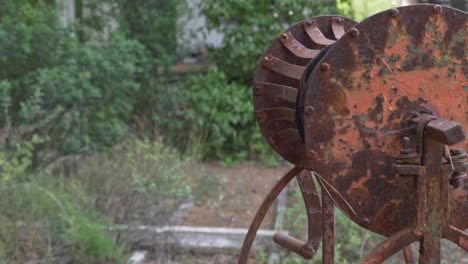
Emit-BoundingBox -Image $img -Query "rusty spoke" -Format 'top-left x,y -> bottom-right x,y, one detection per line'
261,55 -> 304,80
255,107 -> 295,125
443,225 -> 468,251
331,17 -> 346,39
255,82 -> 298,104
362,228 -> 419,264
270,128 -> 302,147
304,19 -> 336,46
279,31 -> 320,59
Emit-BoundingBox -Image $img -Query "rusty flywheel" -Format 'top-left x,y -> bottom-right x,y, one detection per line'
242,4 -> 467,264
253,16 -> 357,165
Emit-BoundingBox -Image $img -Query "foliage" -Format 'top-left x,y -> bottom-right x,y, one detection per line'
113,0 -> 187,65
73,137 -> 191,226
0,1 -> 152,165
0,137 -> 125,263
76,0 -> 189,136
346,0 -> 399,21
0,117 -> 190,263
181,68 -> 253,162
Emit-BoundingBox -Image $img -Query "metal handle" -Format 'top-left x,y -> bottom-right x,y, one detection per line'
273,232 -> 314,259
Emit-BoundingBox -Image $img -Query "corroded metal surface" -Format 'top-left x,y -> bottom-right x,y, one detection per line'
272,170 -> 322,259
363,228 -> 419,264
238,166 -> 302,264
254,16 -> 357,165
302,5 -> 468,236
243,4 -> 467,264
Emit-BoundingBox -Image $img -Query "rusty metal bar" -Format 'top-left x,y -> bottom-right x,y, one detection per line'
321,186 -> 335,264
279,31 -> 320,59
402,246 -> 415,264
255,82 -> 298,104
304,20 -> 336,46
443,225 -> 468,251
297,171 -> 322,253
238,166 -> 303,264
261,55 -> 305,80
419,137 -> 444,263
273,232 -> 314,259
331,17 -> 346,39
255,108 -> 295,125
270,128 -> 302,146
362,228 -> 419,264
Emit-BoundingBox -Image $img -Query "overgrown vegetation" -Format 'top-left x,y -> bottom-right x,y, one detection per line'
0,0 -> 155,166
0,0 -> 190,262
3,0 -> 465,263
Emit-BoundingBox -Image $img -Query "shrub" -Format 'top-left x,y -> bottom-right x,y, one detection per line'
73,137 -> 191,226
0,1 -> 153,165
0,138 -> 125,263
182,68 -> 253,162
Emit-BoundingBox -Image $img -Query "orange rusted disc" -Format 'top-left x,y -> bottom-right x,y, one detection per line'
302,5 -> 467,236
253,16 -> 357,165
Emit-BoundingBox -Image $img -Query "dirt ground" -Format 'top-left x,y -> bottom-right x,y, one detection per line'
181,162 -> 290,229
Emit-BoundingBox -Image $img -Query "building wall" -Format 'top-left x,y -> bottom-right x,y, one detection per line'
57,0 -> 75,26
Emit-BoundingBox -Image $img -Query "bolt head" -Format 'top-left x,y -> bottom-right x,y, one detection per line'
305,106 -> 315,115
349,28 -> 359,37
333,17 -> 343,24
305,20 -> 317,27
361,218 -> 370,227
320,63 -> 330,72
281,33 -> 288,40
390,8 -> 399,17
433,5 -> 443,14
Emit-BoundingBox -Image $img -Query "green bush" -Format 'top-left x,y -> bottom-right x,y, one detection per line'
182,68 -> 253,162
74,0 -> 190,138
0,139 -> 125,263
0,1 -> 153,165
73,137 -> 191,225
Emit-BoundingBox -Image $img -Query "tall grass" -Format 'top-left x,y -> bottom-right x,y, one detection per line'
0,136 -> 192,263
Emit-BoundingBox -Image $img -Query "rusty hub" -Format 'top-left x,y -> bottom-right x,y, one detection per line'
302,4 -> 468,237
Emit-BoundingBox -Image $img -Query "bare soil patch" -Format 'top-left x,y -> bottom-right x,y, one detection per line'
181,162 -> 289,229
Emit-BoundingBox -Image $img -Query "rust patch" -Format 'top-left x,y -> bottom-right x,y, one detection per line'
302,5 -> 467,236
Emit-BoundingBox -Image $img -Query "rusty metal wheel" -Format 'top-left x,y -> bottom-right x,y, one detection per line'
302,5 -> 468,236
253,16 -> 357,166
